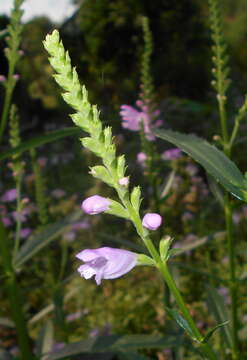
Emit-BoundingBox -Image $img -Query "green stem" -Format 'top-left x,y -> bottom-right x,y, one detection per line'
218,98 -> 229,153
12,176 -> 22,261
115,191 -> 216,359
217,80 -> 239,360
0,221 -> 34,360
158,262 -> 217,360
142,233 -> 217,359
0,67 -> 16,142
224,193 -> 239,359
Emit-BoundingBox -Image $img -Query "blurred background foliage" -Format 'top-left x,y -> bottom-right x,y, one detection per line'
1,0 -> 247,136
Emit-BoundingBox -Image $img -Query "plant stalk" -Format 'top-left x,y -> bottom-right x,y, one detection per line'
218,92 -> 239,359
0,220 -> 34,360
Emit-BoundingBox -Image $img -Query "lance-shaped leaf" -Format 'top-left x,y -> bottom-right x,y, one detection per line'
202,321 -> 229,343
13,211 -> 81,269
165,308 -> 198,342
153,129 -> 247,201
0,127 -> 82,161
205,285 -> 232,348
35,320 -> 54,359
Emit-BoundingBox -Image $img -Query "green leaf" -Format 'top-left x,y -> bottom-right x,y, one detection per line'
90,165 -> 114,186
36,320 -> 54,359
0,30 -> 8,39
0,127 -> 82,161
106,200 -> 129,219
13,211 -> 81,270
45,335 -> 120,360
112,334 -> 177,351
165,308 -> 197,341
202,321 -> 229,343
137,254 -> 155,267
207,174 -> 224,208
130,186 -> 142,211
45,334 -> 177,360
153,129 -> 247,201
169,232 -> 225,259
205,285 -> 232,348
117,352 -> 151,360
159,236 -> 173,261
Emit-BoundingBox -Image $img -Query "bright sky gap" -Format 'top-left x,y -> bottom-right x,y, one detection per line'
0,0 -> 77,23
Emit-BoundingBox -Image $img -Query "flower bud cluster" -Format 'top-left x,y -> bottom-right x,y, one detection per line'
81,195 -> 162,231
44,30 -> 167,287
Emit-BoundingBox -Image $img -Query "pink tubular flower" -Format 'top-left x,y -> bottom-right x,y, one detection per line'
0,75 -> 6,82
1,189 -> 17,202
20,228 -> 32,238
2,216 -> 12,227
12,209 -> 29,222
120,105 -> 140,131
119,102 -> 162,141
142,213 -> 162,231
81,195 -> 110,215
161,148 -> 182,160
76,247 -> 137,285
137,152 -> 147,166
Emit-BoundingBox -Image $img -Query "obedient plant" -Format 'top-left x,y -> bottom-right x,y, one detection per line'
44,29 -> 219,360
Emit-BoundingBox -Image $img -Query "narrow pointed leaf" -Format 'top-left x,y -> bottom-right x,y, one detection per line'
36,320 -> 54,359
117,352 -> 151,360
202,321 -> 229,343
13,211 -> 81,269
153,129 -> 247,201
205,285 -> 232,348
165,308 -> 197,341
0,127 -> 82,161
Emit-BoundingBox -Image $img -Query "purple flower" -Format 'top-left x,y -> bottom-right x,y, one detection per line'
81,195 -> 110,215
142,213 -> 162,231
119,103 -> 162,141
120,105 -> 141,131
137,152 -> 147,166
12,209 -> 28,222
76,247 -> 137,285
0,75 -> 6,82
1,189 -> 17,202
2,216 -> 12,227
20,228 -> 32,238
161,148 -> 182,160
